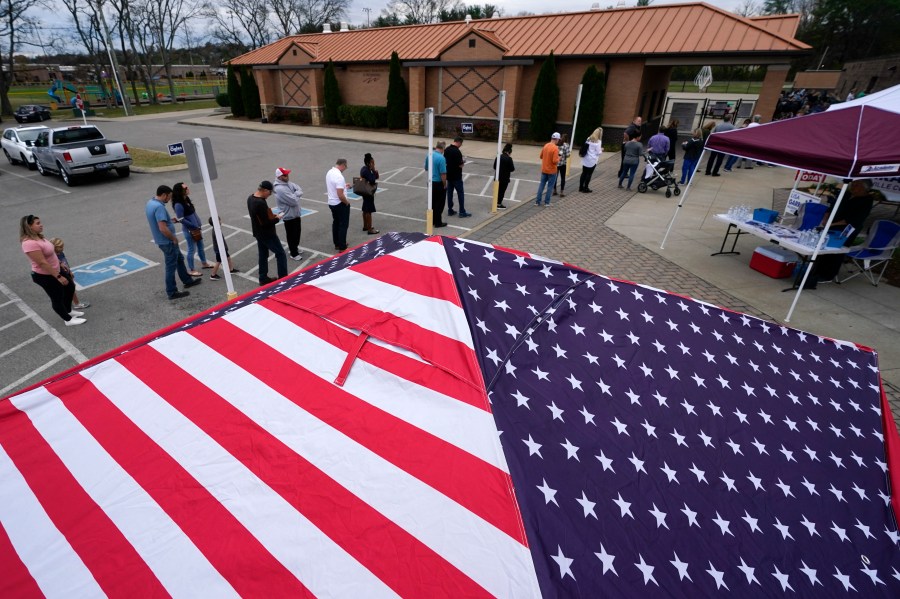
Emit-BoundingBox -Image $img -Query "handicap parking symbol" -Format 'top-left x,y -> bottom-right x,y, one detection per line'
72,251 -> 158,290
345,187 -> 387,201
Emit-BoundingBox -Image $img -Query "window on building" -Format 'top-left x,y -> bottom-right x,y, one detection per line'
469,38 -> 476,48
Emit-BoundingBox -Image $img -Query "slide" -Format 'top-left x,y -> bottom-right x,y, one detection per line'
48,80 -> 79,104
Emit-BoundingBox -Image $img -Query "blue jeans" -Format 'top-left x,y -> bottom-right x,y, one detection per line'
329,202 -> 351,250
159,242 -> 192,297
681,158 -> 699,184
446,179 -> 465,213
724,154 -> 739,170
536,172 -> 557,205
184,229 -> 208,271
256,235 -> 287,282
619,163 -> 638,188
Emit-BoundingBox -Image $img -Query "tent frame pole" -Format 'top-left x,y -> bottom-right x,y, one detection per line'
661,148 -> 707,249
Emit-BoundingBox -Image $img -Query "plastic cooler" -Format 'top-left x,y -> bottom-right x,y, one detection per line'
749,246 -> 799,278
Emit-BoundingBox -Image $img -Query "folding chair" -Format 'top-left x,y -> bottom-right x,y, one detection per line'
837,219 -> 900,286
793,201 -> 828,230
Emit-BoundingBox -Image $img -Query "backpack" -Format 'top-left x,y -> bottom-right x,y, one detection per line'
578,141 -> 588,158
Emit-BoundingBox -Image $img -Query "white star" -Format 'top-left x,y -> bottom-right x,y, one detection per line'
703,349 -> 716,363
494,299 -> 510,312
467,287 -> 481,301
596,451 -> 614,472
738,558 -> 760,585
533,366 -> 550,381
746,472 -> 765,491
716,374 -> 730,389
640,420 -> 657,438
671,429 -> 687,447
664,365 -> 679,379
831,522 -> 850,542
741,382 -> 755,396
514,283 -> 529,296
611,354 -> 626,368
596,379 -> 611,395
742,511 -> 761,533
485,348 -> 501,366
504,362 -> 517,377
595,544 -> 617,576
799,515 -> 820,537
587,301 -> 601,312
540,264 -> 553,278
523,435 -> 543,457
627,331 -> 640,344
583,351 -> 599,365
751,439 -> 768,455
511,390 -> 530,409
628,452 -> 647,474
680,399 -> 695,414
525,337 -> 539,353
552,343 -> 568,358
677,503 -> 699,528
639,363 -> 653,377
851,483 -> 868,501
801,477 -> 819,496
773,519 -> 794,540
613,493 -> 634,519
611,417 -> 629,435
733,408 -> 748,423
475,318 -> 490,334
775,479 -> 794,497
660,463 -> 679,483
652,391 -> 669,406
641,311 -> 655,323
570,323 -> 585,336
691,373 -> 706,387
576,492 -> 597,519
726,439 -> 743,455
670,553 -> 692,581
779,446 -> 796,462
829,484 -> 847,502
551,546 -> 575,580
855,519 -> 875,539
560,438 -> 580,461
706,562 -> 729,590
783,416 -> 798,431
505,323 -> 520,339
833,567 -> 856,591
537,479 -> 558,505
688,463 -> 707,484
635,555 -> 658,586
547,402 -> 565,422
631,288 -> 645,301
579,406 -> 596,425
598,329 -> 614,343
720,472 -> 737,492
625,389 -> 641,404
648,504 -> 669,529
712,512 -> 734,536
799,561 -> 822,586
483,250 -> 497,263
566,373 -> 583,391
677,341 -> 691,355
758,409 -> 773,424
698,431 -> 714,447
803,445 -> 820,461
615,307 -> 629,320
772,566 -> 794,592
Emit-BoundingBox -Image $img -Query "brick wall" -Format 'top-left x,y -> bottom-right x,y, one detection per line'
337,65 -> 391,106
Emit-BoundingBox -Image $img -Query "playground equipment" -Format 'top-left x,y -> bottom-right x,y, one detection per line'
48,80 -> 79,104
48,80 -> 121,107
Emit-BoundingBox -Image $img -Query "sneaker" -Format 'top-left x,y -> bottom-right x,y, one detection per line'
290,253 -> 303,261
259,276 -> 276,285
73,302 -> 90,309
69,310 -> 84,317
209,273 -> 221,281
229,268 -> 240,273
184,278 -> 202,288
459,211 -> 472,218
711,173 -> 721,177
434,222 -> 448,228
65,316 -> 86,326
535,201 -> 542,206
168,291 -> 190,300
724,168 -> 733,172
497,204 -> 507,209
447,209 -> 457,216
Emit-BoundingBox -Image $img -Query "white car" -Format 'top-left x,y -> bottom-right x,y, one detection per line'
2,125 -> 49,170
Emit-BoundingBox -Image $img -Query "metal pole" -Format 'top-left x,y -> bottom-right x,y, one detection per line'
194,138 -> 237,300
96,0 -> 130,115
661,148 -> 707,249
785,181 -> 848,323
426,108 -> 434,235
491,90 -> 506,213
568,84 -> 583,181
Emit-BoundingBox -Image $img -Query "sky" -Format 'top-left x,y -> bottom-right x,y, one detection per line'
29,0 -> 749,56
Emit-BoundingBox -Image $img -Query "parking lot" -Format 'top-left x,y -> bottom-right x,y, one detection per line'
0,113 -> 541,396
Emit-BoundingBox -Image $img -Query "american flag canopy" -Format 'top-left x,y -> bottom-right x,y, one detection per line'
2,232 -> 900,598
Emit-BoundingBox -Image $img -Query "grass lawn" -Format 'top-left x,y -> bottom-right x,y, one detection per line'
129,147 -> 187,168
91,99 -> 220,118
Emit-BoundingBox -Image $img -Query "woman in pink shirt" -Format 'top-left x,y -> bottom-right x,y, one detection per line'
19,215 -> 85,326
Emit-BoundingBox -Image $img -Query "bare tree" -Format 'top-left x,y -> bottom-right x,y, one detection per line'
387,0 -> 457,24
203,0 -> 272,52
0,0 -> 40,115
295,0 -> 349,31
59,0 -> 109,99
144,0 -> 202,101
735,0 -> 761,17
108,0 -> 150,104
268,0 -> 302,36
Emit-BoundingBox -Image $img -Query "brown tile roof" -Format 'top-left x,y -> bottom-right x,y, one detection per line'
229,3 -> 810,66
748,14 -> 802,39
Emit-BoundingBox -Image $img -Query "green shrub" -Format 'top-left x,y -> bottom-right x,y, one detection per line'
227,65 -> 244,117
241,67 -> 262,120
338,105 -> 388,128
530,51 -> 559,141
323,61 -> 342,125
574,65 -> 605,146
215,92 -> 230,107
386,51 -> 409,130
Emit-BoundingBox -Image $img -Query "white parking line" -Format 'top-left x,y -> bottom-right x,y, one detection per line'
0,332 -> 48,358
0,168 -> 72,193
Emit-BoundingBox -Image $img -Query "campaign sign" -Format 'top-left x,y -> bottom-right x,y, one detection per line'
786,190 -> 820,215
460,123 -> 474,134
872,177 -> 900,202
167,142 -> 185,156
71,252 -> 157,290
794,170 -> 826,183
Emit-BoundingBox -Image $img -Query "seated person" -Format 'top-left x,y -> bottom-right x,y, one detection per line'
802,179 -> 874,288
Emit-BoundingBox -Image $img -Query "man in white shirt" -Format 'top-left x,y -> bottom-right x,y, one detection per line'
326,158 -> 351,252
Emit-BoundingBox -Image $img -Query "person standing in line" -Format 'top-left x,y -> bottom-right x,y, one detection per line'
145,185 -> 201,300
618,132 -> 643,191
703,114 -> 735,176
492,143 -> 515,209
662,118 -> 679,161
536,132 -> 561,206
171,182 -> 213,277
326,158 -> 352,251
247,180 -> 287,285
425,141 -> 448,227
359,153 -> 380,234
444,136 -> 470,217
680,128 -> 704,185
273,167 -> 303,260
553,133 -> 570,197
20,215 -> 85,325
50,237 -> 89,309
579,127 -> 603,193
618,116 -> 642,178
207,216 -> 238,280
724,118 -> 753,171
643,126 -> 670,182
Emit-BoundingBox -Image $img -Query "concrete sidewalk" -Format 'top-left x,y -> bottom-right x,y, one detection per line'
176,111 -> 900,415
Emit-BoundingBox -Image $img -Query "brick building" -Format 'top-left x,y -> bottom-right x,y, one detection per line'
228,4 -> 809,143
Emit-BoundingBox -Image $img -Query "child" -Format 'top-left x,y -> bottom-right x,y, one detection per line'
207,217 -> 238,280
50,238 -> 90,309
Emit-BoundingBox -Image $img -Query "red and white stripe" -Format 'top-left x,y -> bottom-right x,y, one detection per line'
0,238 -> 541,598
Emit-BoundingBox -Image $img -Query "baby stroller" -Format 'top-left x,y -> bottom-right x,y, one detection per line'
637,153 -> 681,198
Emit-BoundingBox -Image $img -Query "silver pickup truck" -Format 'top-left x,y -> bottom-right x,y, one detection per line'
32,125 -> 132,186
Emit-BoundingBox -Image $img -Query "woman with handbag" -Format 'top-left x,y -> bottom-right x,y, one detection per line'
172,182 -> 213,276
358,153 -> 380,234
19,214 -> 85,326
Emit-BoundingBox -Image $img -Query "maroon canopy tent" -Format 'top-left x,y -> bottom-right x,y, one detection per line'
660,84 -> 900,321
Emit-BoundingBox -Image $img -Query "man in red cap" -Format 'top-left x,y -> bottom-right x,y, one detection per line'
273,167 -> 303,260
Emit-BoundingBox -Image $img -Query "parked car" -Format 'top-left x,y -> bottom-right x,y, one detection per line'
2,126 -> 50,170
14,105 -> 52,123
32,125 -> 131,186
